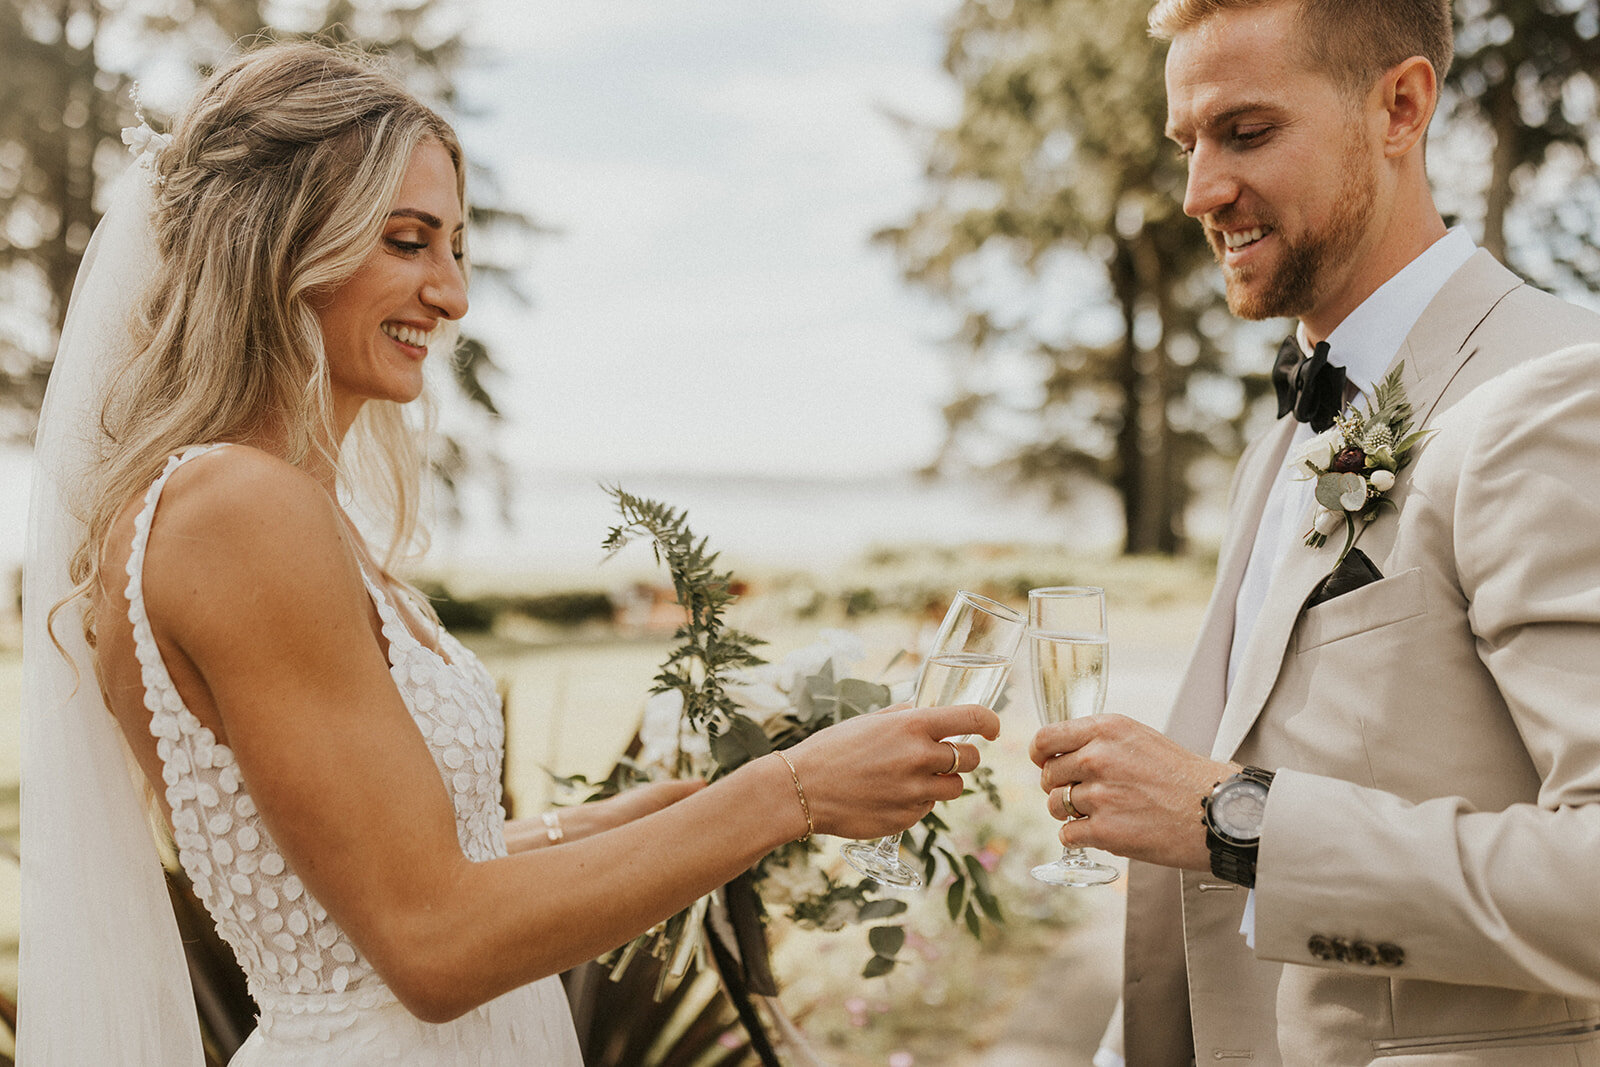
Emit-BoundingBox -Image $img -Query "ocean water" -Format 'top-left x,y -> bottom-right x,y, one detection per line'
0,445 -> 1125,609
419,466 -> 1124,579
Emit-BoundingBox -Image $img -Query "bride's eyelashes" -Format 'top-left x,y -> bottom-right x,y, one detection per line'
386,235 -> 466,263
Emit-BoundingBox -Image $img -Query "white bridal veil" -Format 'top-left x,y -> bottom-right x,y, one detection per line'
18,140 -> 206,1063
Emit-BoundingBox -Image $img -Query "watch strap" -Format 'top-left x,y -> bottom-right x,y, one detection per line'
1207,837 -> 1259,888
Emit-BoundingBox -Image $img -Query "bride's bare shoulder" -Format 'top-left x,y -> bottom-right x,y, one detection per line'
108,444 -> 331,543
104,444 -> 356,615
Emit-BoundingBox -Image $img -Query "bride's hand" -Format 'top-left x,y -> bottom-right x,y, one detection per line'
783,702 -> 1000,841
504,780 -> 705,852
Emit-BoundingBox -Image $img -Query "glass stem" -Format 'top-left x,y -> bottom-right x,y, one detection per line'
876,831 -> 904,857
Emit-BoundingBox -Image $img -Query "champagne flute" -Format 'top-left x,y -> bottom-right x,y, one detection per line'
839,590 -> 1025,890
1028,586 -> 1119,887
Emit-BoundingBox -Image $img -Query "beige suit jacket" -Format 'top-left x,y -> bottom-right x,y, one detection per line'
1123,251 -> 1600,1065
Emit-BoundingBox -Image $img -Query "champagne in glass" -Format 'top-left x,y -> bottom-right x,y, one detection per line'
840,590 -> 1024,890
1032,635 -> 1107,727
916,652 -> 1012,708
1028,587 -> 1120,887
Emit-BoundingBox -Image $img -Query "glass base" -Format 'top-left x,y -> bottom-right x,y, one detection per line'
840,840 -> 924,890
1030,858 -> 1121,887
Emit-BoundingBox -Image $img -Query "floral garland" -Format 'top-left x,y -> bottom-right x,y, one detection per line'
1289,362 -> 1429,567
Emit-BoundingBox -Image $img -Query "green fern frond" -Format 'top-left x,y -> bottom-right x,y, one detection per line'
1367,362 -> 1413,428
604,486 -> 766,766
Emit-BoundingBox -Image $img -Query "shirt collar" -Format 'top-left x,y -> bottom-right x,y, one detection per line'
1296,227 -> 1477,398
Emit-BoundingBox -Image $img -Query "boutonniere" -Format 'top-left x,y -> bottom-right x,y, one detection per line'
1288,362 -> 1430,566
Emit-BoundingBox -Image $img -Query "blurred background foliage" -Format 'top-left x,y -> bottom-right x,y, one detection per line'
3,0 -> 1598,553
881,0 -> 1600,555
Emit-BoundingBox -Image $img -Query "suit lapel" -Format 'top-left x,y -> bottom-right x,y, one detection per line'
1209,250 -> 1524,761
1393,250 -> 1524,428
1167,416 -> 1295,755
1211,501 -> 1343,758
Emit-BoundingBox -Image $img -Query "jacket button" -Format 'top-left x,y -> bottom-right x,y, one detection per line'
1376,942 -> 1405,967
1350,940 -> 1379,966
1307,935 -> 1336,961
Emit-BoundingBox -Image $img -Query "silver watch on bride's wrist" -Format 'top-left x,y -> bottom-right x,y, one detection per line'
1201,766 -> 1275,889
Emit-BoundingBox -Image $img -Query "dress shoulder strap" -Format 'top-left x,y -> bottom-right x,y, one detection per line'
122,444 -> 229,728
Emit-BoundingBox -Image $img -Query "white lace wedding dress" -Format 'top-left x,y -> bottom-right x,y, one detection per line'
126,445 -> 584,1065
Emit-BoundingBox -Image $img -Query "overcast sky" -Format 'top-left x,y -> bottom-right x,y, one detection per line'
4,2 -> 1051,579
454,0 -> 965,478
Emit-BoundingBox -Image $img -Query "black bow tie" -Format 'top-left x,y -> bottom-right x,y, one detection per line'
1272,336 -> 1346,433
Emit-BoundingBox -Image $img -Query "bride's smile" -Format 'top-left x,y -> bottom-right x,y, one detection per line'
316,138 -> 467,434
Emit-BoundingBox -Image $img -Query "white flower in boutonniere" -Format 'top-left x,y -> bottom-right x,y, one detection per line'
1289,362 -> 1431,567
1289,427 -> 1342,480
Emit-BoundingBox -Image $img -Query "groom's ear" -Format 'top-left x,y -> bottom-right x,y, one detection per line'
1379,56 -> 1438,160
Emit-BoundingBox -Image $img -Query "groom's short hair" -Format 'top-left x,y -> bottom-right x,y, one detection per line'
1148,0 -> 1454,99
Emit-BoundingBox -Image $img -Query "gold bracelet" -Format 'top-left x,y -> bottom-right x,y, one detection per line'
541,809 -> 564,843
774,750 -> 813,843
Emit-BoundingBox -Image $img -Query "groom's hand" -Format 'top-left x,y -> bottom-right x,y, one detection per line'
1029,714 -> 1231,871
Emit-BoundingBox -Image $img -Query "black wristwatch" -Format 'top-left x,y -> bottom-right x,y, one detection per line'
1201,766 -> 1276,888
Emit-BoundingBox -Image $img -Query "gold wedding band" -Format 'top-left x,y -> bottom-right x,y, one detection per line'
941,739 -> 961,776
1063,782 -> 1083,820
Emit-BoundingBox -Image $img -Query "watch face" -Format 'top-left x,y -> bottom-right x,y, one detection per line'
1212,780 -> 1269,841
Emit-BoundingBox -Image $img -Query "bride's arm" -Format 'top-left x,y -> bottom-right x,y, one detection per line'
502,781 -> 707,852
143,453 -> 996,1024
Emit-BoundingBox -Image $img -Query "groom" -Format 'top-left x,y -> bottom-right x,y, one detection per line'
1031,0 -> 1600,1062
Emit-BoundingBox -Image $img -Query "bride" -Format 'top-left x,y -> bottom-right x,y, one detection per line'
18,42 -> 999,1064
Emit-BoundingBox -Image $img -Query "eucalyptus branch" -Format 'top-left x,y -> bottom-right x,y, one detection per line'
599,487 -> 1004,993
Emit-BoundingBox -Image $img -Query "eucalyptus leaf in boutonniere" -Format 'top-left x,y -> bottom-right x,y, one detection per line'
1289,362 -> 1431,568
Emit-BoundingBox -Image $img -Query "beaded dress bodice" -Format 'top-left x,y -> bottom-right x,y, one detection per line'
126,446 -> 580,1062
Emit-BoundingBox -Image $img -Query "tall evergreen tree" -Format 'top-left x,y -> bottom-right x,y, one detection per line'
886,0 -> 1600,555
880,0 -> 1259,554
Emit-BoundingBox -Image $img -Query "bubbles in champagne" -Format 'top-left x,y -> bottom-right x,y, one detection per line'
1029,632 -> 1108,725
914,652 -> 1011,708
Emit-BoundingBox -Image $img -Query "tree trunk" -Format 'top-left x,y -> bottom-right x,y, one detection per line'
1110,241 -> 1146,552
1482,78 -> 1517,265
1112,234 -> 1181,555
1132,232 -> 1179,554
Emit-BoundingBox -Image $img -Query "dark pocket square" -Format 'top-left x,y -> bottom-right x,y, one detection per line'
1305,547 -> 1384,609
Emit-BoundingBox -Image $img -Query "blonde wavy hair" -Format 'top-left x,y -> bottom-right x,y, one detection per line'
67,41 -> 466,642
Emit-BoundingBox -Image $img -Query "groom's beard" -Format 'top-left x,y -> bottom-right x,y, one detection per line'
1220,126 -> 1378,323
